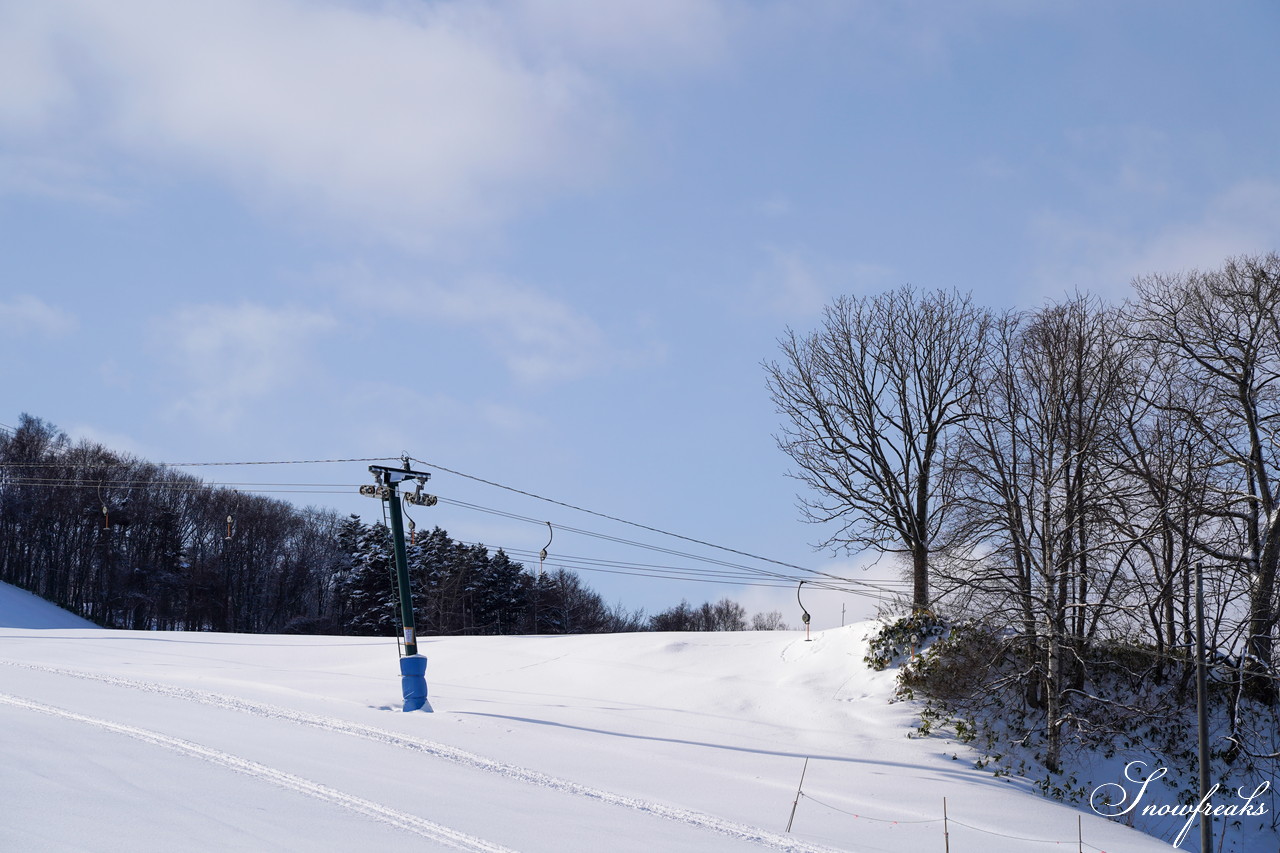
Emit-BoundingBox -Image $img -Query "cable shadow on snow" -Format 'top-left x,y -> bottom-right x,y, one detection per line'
452,711 -> 1005,788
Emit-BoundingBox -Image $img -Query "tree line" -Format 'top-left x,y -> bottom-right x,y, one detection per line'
767,252 -> 1280,771
0,416 -> 331,633
0,416 -> 782,637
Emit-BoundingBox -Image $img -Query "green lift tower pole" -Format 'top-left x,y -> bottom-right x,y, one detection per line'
384,470 -> 417,654
363,459 -> 437,710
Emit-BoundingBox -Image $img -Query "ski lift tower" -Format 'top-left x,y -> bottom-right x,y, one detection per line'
361,459 -> 436,711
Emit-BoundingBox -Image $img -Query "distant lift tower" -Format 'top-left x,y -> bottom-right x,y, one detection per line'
361,459 -> 437,711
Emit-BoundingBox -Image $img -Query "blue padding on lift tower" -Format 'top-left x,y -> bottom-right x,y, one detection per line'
400,654 -> 428,712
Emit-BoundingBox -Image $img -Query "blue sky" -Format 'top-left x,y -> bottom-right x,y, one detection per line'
2,0 -> 1278,628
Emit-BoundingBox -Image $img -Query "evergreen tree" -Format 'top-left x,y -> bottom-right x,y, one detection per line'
340,522 -> 397,635
471,548 -> 528,634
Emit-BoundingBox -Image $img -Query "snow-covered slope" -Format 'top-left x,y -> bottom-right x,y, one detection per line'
0,582 -> 96,629
0,581 -> 1169,852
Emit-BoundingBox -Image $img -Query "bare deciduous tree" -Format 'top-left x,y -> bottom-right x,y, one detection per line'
750,610 -> 788,630
950,296 -> 1132,770
766,286 -> 989,612
1129,252 -> 1280,698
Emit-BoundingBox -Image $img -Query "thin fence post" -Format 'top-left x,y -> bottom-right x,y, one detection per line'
1078,814 -> 1082,853
943,797 -> 950,853
786,757 -> 809,833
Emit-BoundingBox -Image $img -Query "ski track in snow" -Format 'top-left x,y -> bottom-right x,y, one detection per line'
2,660 -> 843,853
0,691 -> 517,853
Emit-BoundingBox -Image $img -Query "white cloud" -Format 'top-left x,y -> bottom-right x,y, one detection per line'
753,249 -> 828,318
0,294 -> 78,336
1124,182 -> 1280,277
477,400 -> 548,433
0,5 -> 74,134
432,275 -> 611,384
163,302 -> 334,426
64,423 -> 154,460
0,152 -> 127,206
751,196 -> 793,218
1031,180 -> 1280,299
340,271 -> 614,385
747,248 -> 896,319
315,384 -> 552,501
509,0 -> 731,76
0,0 -> 733,247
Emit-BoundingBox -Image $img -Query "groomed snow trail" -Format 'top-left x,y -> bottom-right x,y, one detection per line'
0,692 -> 517,853
3,661 -> 843,853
